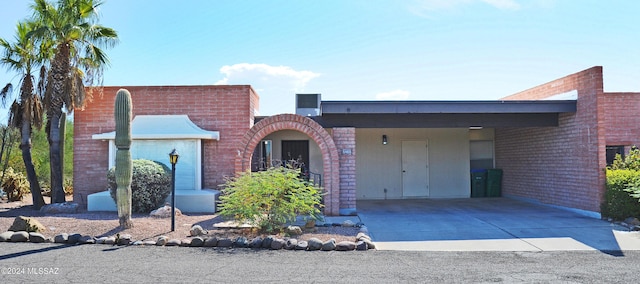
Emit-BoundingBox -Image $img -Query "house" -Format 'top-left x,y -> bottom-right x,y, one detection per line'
74,66 -> 640,216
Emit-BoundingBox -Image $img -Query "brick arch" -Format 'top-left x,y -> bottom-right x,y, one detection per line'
234,114 -> 341,215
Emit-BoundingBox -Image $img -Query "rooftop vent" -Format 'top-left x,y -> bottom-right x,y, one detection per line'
296,94 -> 321,116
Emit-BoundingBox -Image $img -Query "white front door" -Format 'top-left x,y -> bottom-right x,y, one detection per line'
402,140 -> 429,197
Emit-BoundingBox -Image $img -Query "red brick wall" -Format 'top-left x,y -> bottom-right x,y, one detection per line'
74,85 -> 257,207
332,127 -> 356,213
495,67 -> 605,212
234,114 -> 342,215
603,92 -> 640,147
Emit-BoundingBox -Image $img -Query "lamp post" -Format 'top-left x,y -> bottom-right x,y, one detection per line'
169,149 -> 179,231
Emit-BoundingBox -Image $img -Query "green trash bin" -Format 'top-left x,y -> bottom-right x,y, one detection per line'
486,169 -> 503,197
470,169 -> 487,197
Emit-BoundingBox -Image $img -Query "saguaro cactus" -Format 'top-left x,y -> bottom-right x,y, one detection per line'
115,89 -> 133,228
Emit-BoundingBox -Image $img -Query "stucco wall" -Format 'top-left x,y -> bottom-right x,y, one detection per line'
74,85 -> 258,208
355,128 -> 470,199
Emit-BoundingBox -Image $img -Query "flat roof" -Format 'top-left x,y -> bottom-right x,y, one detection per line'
307,100 -> 577,128
320,100 -> 577,114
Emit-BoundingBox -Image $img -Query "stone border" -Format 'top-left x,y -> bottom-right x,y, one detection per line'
0,223 -> 376,251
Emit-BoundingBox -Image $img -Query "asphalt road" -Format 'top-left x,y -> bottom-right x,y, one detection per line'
1,243 -> 639,283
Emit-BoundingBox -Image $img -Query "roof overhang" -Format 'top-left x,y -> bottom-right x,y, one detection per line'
320,100 -> 577,114
313,100 -> 576,128
92,115 -> 220,140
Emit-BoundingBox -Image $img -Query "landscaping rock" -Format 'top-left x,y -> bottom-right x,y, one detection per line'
29,232 -> 46,243
190,225 -> 207,236
295,240 -> 308,250
362,239 -> 376,250
0,231 -> 13,242
79,235 -> 95,244
342,220 -> 355,227
40,202 -> 79,214
117,234 -> 132,246
262,236 -> 274,249
95,236 -> 108,244
9,216 -> 46,233
336,241 -> 356,251
166,239 -> 181,246
180,239 -> 192,247
67,233 -> 82,244
143,240 -> 156,246
150,204 -> 182,218
356,232 -> 371,241
304,219 -> 316,228
156,236 -> 169,246
271,238 -> 286,250
217,238 -> 233,248
321,239 -> 336,251
54,233 -> 68,243
284,225 -> 302,236
104,237 -> 116,245
190,237 -> 204,247
285,238 -> 298,250
132,241 -> 143,246
624,217 -> 640,226
204,237 -> 218,247
356,241 -> 368,251
11,231 -> 29,242
234,236 -> 249,248
307,238 -> 323,250
249,237 -> 263,248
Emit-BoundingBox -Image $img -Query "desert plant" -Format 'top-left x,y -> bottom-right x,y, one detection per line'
1,167 -> 31,202
114,89 -> 133,228
107,159 -> 171,213
219,166 -> 323,233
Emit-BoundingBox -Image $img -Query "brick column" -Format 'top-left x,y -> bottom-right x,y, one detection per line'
332,127 -> 356,215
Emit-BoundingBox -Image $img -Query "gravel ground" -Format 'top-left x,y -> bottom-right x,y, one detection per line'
0,194 -> 359,242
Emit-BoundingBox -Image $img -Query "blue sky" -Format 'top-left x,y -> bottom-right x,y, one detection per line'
1,0 -> 638,116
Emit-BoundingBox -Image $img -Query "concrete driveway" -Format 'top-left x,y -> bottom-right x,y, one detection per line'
356,198 -> 640,252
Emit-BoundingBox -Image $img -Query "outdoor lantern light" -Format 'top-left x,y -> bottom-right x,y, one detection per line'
382,135 -> 388,145
169,149 -> 179,231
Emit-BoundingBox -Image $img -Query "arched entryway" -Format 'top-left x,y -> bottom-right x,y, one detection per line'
234,114 -> 341,215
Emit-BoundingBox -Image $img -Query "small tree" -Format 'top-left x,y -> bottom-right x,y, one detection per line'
219,167 -> 323,233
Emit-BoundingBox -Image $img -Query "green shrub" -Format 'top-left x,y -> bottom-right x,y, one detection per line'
1,167 -> 30,202
601,169 -> 640,220
610,147 -> 640,171
107,159 -> 171,213
219,167 -> 323,233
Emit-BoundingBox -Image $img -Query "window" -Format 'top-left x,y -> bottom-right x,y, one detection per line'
606,145 -> 625,165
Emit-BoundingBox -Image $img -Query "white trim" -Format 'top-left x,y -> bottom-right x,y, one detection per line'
92,115 -> 220,140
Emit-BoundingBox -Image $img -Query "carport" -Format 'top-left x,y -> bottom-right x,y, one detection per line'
312,99 -> 577,202
357,198 -> 638,252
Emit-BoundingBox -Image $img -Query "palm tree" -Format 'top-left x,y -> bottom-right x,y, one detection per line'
0,21 -> 51,209
30,0 -> 118,203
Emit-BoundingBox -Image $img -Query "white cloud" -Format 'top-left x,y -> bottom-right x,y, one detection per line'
215,63 -> 320,115
376,90 -> 411,100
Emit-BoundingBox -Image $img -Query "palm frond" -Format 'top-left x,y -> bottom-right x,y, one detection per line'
0,83 -> 12,106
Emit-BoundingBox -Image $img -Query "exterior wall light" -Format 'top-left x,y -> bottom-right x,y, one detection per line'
382,135 -> 388,145
169,148 -> 179,231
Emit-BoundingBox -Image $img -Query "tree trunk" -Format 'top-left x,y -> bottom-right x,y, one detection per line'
49,112 -> 64,203
47,43 -> 69,204
21,116 -> 45,209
